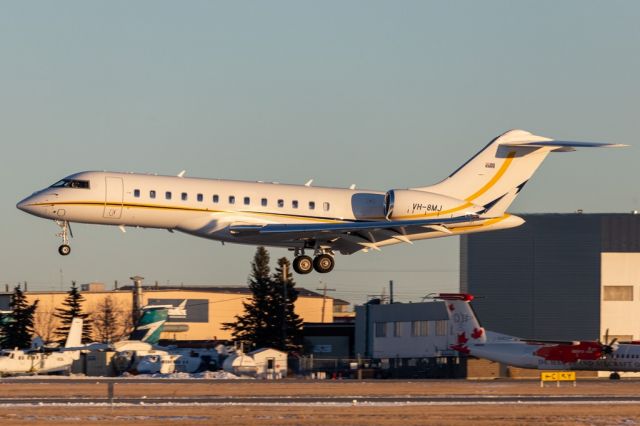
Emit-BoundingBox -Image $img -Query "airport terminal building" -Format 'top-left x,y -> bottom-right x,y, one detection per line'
460,213 -> 640,343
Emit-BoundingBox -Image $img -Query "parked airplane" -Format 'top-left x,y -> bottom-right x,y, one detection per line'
441,293 -> 639,379
17,129 -> 624,274
0,318 -> 84,375
112,306 -> 218,374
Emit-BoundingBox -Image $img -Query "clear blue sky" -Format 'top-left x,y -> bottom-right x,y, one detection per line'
2,1 -> 638,305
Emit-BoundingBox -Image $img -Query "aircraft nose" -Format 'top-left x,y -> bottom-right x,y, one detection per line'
16,195 -> 38,214
16,197 -> 30,212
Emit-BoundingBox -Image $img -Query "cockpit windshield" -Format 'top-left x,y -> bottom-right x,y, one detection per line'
50,179 -> 90,189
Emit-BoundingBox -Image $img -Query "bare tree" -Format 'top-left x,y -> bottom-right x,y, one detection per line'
33,307 -> 59,344
92,296 -> 126,344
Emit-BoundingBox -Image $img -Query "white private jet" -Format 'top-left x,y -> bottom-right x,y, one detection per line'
17,129 -> 624,274
442,293 -> 640,379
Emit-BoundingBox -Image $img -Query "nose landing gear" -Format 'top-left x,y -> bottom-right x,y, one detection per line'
55,220 -> 72,256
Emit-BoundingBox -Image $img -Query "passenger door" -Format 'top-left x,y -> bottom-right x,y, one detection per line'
104,177 -> 123,219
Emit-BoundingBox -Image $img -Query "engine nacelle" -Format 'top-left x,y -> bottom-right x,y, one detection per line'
384,189 -> 478,220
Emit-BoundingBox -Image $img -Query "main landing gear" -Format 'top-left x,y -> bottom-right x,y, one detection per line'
292,250 -> 335,274
56,220 -> 72,256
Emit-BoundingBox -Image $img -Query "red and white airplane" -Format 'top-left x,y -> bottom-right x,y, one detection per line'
441,293 -> 640,379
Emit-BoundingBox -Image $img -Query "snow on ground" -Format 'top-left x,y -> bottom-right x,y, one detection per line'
3,371 -> 252,380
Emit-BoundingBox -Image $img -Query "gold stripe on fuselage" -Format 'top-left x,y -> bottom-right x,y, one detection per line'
26,201 -> 347,224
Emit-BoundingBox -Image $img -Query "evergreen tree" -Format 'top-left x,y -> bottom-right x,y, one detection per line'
271,257 -> 304,352
223,246 -> 281,350
53,282 -> 92,343
0,285 -> 38,349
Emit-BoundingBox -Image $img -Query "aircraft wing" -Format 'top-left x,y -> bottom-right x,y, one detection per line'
230,215 -> 477,235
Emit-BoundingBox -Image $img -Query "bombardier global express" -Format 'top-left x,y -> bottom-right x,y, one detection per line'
17,130 -> 624,274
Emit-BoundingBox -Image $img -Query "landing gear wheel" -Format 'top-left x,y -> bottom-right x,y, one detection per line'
610,372 -> 621,380
293,256 -> 313,274
58,244 -> 71,256
313,254 -> 335,274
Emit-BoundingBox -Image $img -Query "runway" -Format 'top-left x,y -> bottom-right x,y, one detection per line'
0,394 -> 640,406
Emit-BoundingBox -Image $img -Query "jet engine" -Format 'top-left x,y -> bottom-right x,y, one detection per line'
383,189 -> 479,220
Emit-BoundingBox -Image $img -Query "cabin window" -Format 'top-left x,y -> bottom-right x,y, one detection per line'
244,197 -> 250,205
213,194 -> 219,203
292,200 -> 298,209
229,195 -> 235,204
133,189 -> 140,198
375,322 -> 387,338
323,202 -> 330,211
197,193 -> 203,202
181,192 -> 188,201
165,191 -> 172,200
309,201 -> 315,210
150,190 -> 156,199
277,199 -> 284,208
261,198 -> 268,207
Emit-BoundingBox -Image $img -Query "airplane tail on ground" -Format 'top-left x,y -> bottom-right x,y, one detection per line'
435,294 -> 486,352
64,318 -> 83,348
128,307 -> 168,344
415,129 -> 625,217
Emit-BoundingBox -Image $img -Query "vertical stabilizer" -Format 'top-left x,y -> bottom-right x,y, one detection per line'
436,294 -> 485,352
128,307 -> 168,344
64,317 -> 83,348
415,130 -> 624,216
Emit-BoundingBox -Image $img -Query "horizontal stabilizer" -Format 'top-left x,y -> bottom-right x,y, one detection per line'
500,140 -> 628,152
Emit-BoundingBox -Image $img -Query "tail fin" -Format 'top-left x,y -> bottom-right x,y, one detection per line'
128,307 -> 168,344
436,294 -> 486,351
64,318 -> 83,348
415,129 -> 625,216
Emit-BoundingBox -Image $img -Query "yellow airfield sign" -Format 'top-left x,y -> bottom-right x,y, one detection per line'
540,371 -> 577,387
541,371 -> 576,381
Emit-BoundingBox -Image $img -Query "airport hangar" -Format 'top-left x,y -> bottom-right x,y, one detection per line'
0,283 -> 349,342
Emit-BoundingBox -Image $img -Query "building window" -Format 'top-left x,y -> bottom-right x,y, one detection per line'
604,285 -> 634,301
149,190 -> 156,199
323,202 -> 330,211
133,189 -> 140,198
277,199 -> 284,208
244,196 -> 250,205
411,320 -> 429,337
229,195 -> 235,204
261,198 -> 268,207
375,322 -> 387,338
309,201 -> 315,210
292,200 -> 298,209
435,320 -> 447,336
197,193 -> 203,202
393,322 -> 402,337
181,192 -> 188,201
213,194 -> 219,203
165,191 -> 172,200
